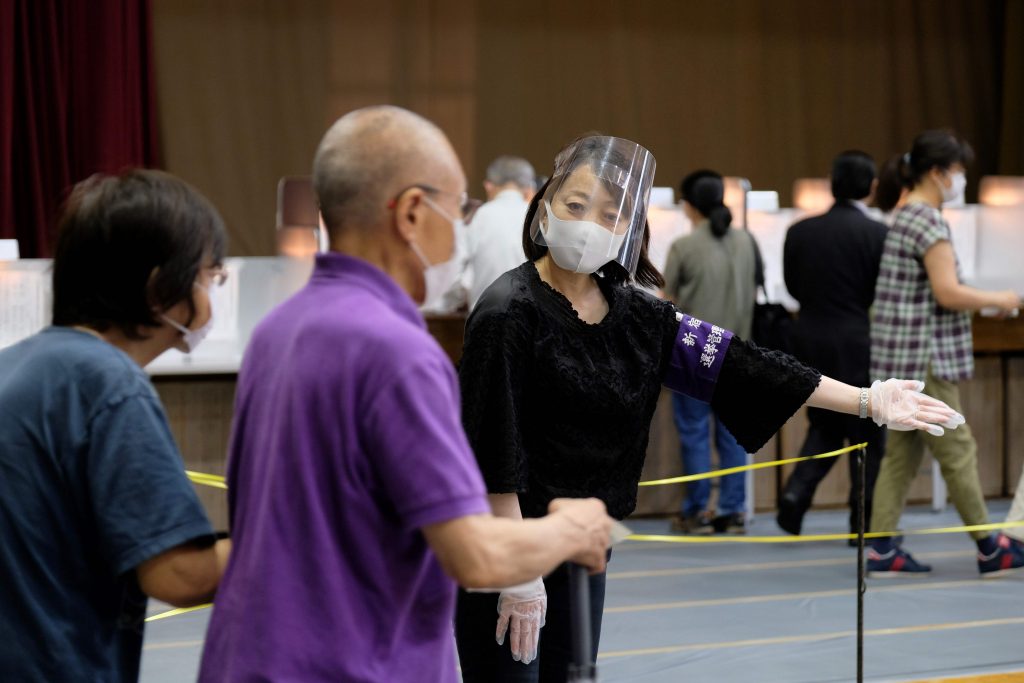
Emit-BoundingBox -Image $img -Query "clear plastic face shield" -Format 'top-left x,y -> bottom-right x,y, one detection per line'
529,136 -> 656,276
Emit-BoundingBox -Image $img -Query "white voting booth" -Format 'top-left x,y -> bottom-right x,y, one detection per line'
0,240 -> 19,261
0,257 -> 314,375
3,192 -> 1020,365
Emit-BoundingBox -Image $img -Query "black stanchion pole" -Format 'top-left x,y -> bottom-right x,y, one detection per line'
857,448 -> 866,683
567,563 -> 597,683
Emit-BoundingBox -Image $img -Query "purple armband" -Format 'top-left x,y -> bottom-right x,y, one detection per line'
663,314 -> 733,402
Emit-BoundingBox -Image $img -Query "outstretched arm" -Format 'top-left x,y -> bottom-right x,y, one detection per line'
660,310 -> 964,449
807,376 -> 964,437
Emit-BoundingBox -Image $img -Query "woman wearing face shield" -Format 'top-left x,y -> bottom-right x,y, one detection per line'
865,130 -> 1024,577
454,136 -> 965,682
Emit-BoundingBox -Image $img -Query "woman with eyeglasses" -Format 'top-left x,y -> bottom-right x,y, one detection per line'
453,135 -> 965,682
0,169 -> 231,681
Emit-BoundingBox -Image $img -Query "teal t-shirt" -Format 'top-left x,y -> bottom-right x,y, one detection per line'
0,327 -> 214,682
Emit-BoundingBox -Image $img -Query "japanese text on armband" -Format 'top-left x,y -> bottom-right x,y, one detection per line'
663,313 -> 733,402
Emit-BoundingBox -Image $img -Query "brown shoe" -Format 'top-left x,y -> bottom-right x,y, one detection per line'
670,511 -> 715,535
713,512 -> 747,535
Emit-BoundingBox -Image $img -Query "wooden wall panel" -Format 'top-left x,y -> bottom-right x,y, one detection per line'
152,0 -> 329,257
1007,356 -> 1024,498
323,0 -> 479,190
154,376 -> 236,530
958,357 -> 1005,498
153,1 -> 1015,257
633,390 -> 684,517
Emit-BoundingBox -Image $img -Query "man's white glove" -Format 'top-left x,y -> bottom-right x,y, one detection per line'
870,379 -> 966,437
495,577 -> 547,665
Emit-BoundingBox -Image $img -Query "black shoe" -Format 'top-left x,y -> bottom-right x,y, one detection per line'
776,494 -> 804,535
670,511 -> 715,535
713,512 -> 747,534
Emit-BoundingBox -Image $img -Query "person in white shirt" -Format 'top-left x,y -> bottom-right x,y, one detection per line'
432,156 -> 535,311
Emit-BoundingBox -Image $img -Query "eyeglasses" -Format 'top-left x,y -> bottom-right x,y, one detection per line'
389,184 -> 471,220
206,266 -> 229,287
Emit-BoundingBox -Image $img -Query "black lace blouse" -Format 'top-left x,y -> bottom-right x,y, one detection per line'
459,262 -> 821,520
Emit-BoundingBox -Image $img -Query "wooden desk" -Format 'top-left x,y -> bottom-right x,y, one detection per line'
973,314 -> 1024,352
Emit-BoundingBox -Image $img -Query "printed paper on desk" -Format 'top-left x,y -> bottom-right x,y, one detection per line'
0,270 -> 46,349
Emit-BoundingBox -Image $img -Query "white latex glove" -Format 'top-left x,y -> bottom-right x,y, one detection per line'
495,577 -> 547,665
870,378 -> 966,437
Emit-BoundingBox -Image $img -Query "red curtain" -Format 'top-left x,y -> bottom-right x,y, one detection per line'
0,0 -> 158,258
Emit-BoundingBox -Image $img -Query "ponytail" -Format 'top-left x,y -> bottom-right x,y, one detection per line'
680,169 -> 732,239
707,205 -> 733,238
875,155 -> 907,213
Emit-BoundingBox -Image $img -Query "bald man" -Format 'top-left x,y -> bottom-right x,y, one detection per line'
198,106 -> 612,682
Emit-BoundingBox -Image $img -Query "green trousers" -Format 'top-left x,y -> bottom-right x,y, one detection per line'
869,367 -> 989,541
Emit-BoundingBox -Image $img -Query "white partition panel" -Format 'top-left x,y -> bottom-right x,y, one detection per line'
748,208 -> 802,311
646,204 -> 689,281
0,256 -> 314,375
147,257 -> 313,375
3,204 -> 1016,375
971,205 -> 1024,294
943,205 -> 979,282
0,259 -> 50,350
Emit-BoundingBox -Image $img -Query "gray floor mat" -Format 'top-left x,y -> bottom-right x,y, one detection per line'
140,502 -> 1024,682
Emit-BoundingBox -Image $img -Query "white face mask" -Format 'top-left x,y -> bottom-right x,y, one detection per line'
938,170 -> 967,206
161,283 -> 214,353
409,197 -> 465,306
542,202 -> 626,274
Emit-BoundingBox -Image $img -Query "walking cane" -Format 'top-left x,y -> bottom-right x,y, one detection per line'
567,520 -> 630,682
567,563 -> 597,683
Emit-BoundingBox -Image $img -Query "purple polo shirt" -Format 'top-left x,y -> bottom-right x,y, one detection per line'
199,253 -> 489,682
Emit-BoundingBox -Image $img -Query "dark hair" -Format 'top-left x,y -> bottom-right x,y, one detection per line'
831,150 -> 876,201
52,169 -> 227,339
873,157 -> 903,212
875,130 -> 975,212
522,140 -> 664,290
680,170 -> 732,238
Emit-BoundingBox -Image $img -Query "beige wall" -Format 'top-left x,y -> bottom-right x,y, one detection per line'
152,0 -> 329,256
152,0 -> 1018,257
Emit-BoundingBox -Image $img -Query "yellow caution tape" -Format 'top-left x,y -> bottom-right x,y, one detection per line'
186,470 -> 227,489
627,520 -> 1024,544
186,442 -> 868,491
145,603 -> 212,622
639,442 -> 867,487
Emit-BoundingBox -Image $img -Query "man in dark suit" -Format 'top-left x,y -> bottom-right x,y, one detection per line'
777,151 -> 888,541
